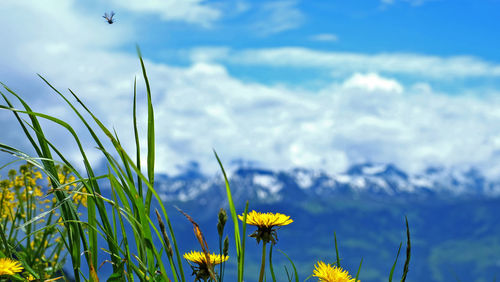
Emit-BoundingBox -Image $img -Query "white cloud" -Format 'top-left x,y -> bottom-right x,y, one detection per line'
110,0 -> 221,27
3,0 -> 500,181
253,0 -> 305,35
341,73 -> 404,94
310,33 -> 339,42
190,47 -> 500,79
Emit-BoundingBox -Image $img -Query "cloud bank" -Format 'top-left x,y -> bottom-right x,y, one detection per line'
2,0 -> 500,180
190,47 -> 500,79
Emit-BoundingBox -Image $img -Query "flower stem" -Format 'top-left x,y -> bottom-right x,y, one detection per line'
259,242 -> 267,282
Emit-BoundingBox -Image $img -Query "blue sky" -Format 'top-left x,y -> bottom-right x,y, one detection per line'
2,0 -> 500,178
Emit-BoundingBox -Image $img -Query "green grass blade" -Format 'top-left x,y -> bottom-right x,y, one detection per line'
99,145 -> 186,281
136,46 -> 155,213
132,77 -> 143,198
269,244 -> 277,282
284,266 -> 292,282
109,172 -> 135,282
389,242 -> 402,282
334,231 -> 341,268
0,92 -> 42,157
0,97 -> 87,281
277,249 -> 299,282
213,150 -> 243,280
35,76 -> 122,271
401,216 -> 411,282
240,201 -> 249,282
355,258 -> 363,282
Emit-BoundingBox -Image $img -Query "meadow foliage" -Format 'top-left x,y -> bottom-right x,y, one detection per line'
0,50 -> 410,281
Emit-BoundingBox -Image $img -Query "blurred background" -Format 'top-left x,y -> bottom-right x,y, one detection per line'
1,0 -> 500,281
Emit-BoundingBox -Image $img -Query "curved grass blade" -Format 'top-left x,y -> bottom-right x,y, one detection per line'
277,249 -> 299,282
0,107 -> 87,280
389,242 -> 402,282
214,150 -> 244,281
136,46 -> 155,213
269,244 -> 277,282
401,216 -> 411,282
132,77 -> 143,198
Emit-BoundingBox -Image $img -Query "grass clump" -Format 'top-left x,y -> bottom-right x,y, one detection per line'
0,49 -> 411,281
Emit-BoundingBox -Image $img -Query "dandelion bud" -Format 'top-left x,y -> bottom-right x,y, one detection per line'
217,208 -> 227,237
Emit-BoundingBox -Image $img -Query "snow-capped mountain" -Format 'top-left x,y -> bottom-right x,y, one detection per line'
154,162 -> 500,204
149,162 -> 500,282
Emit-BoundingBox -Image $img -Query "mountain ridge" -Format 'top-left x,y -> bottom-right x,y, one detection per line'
155,162 -> 500,205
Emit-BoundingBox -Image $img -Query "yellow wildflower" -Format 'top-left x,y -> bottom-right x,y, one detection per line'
312,261 -> 357,282
183,251 -> 228,265
184,251 -> 228,281
0,258 -> 23,276
238,210 -> 293,228
238,210 -> 293,244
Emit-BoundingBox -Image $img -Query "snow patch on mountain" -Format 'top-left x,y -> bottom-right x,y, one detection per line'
151,162 -> 499,203
253,174 -> 283,194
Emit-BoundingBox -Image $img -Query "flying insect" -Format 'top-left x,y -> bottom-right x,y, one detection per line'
103,11 -> 115,24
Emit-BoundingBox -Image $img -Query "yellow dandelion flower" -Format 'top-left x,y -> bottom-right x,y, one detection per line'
183,251 -> 228,265
0,258 -> 23,276
184,251 -> 228,281
238,210 -> 293,228
312,261 -> 357,282
238,210 -> 292,244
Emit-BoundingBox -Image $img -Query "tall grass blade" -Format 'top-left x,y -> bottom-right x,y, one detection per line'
401,216 -> 411,282
0,93 -> 42,157
0,93 -> 88,281
277,249 -> 299,282
213,150 -> 244,281
284,266 -> 292,282
389,242 -> 402,282
36,76 -> 122,272
240,201 -> 249,282
334,231 -> 341,268
132,77 -> 143,198
269,244 -> 277,282
136,46 -> 155,213
355,258 -> 363,282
